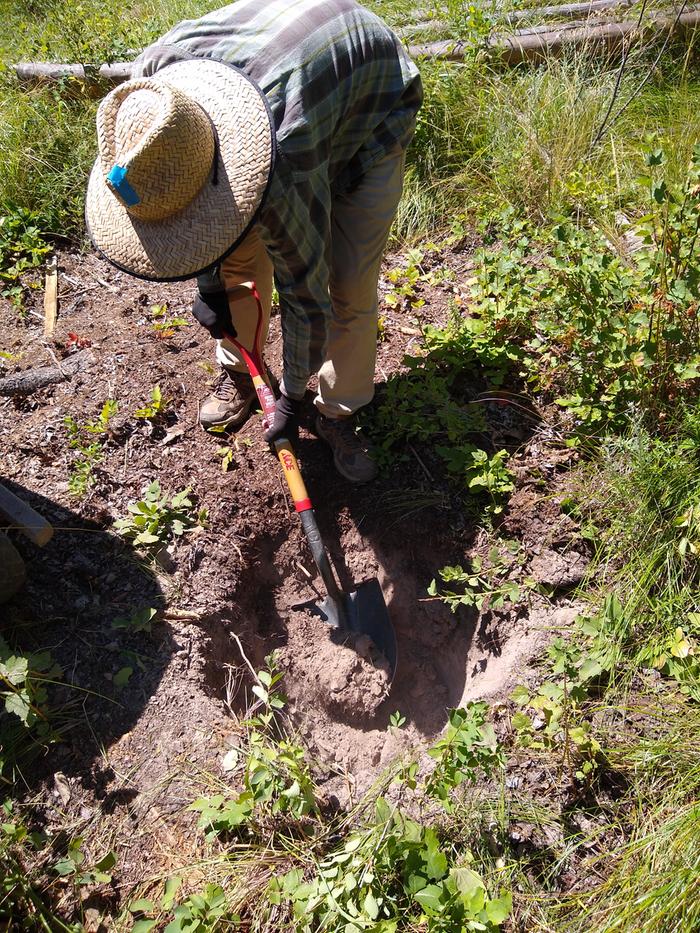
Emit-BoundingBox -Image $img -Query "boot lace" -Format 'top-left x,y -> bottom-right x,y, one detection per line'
213,370 -> 250,400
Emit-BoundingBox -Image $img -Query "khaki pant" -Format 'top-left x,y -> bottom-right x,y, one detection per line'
216,144 -> 406,418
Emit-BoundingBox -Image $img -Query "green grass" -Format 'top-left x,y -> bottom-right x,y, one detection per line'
548,698 -> 700,933
397,43 -> 700,242
571,407 -> 700,698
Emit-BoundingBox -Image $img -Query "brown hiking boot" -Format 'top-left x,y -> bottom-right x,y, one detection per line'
199,367 -> 272,432
315,414 -> 378,484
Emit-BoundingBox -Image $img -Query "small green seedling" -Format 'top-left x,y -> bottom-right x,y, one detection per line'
389,710 -> 406,728
64,399 -> 118,496
114,481 -> 206,552
217,446 -> 235,472
54,839 -> 116,886
425,703 -> 504,807
111,607 -> 158,634
150,303 -> 190,338
134,385 -> 169,421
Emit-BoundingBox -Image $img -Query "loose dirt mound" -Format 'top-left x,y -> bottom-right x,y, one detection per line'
278,610 -> 392,719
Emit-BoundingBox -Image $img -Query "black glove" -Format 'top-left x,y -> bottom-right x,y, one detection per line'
192,280 -> 236,341
263,393 -> 303,444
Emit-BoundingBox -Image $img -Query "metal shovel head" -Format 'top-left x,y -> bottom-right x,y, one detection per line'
297,577 -> 397,677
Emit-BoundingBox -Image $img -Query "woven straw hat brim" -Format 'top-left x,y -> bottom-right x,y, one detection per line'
85,59 -> 274,281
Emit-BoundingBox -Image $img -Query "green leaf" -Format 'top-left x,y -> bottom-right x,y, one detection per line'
129,899 -> 155,913
281,780 -> 301,798
94,851 -> 116,872
113,667 -> 133,688
375,797 -> 391,824
510,684 -> 530,705
131,921 -> 156,933
451,866 -> 485,898
5,691 -> 31,723
363,891 -> 379,920
485,892 -> 513,924
414,883 -> 444,912
1,655 -> 28,685
425,842 -> 448,880
162,876 -> 182,909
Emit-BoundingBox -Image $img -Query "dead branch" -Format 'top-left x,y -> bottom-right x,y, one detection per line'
0,348 -> 95,397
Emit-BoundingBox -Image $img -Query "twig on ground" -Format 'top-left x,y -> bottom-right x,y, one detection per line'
230,631 -> 262,686
408,443 -> 434,482
160,609 -> 203,622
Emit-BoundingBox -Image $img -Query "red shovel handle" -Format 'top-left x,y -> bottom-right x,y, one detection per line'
221,283 -> 311,514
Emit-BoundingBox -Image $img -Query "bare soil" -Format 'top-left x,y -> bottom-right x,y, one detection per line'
0,242 -> 590,898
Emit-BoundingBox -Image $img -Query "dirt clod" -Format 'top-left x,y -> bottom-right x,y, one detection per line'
278,611 -> 391,720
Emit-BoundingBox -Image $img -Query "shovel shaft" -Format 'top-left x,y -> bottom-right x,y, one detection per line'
223,332 -> 312,514
221,296 -> 344,613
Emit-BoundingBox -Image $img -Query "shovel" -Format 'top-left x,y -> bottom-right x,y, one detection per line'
220,282 -> 397,676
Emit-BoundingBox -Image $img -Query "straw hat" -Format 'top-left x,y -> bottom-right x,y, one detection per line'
85,59 -> 275,281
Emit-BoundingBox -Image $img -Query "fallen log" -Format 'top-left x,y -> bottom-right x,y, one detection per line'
14,60 -> 133,89
506,0 -> 634,22
395,0 -> 635,35
408,7 -> 700,63
13,5 -> 700,83
0,348 -> 95,397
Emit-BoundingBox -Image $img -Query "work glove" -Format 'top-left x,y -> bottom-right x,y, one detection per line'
263,393 -> 303,445
192,273 -> 236,340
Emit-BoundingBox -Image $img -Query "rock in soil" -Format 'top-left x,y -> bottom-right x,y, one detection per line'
278,610 -> 391,720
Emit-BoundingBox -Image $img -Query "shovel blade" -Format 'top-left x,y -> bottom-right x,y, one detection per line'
298,578 -> 397,677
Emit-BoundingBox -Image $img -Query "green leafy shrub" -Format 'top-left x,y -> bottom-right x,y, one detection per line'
271,804 -> 511,932
0,209 -> 51,309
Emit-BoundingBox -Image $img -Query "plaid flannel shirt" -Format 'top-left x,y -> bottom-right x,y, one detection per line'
132,0 -> 422,397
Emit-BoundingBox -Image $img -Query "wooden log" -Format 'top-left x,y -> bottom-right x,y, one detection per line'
0,485 -> 54,547
14,61 -> 132,89
395,1 -> 635,35
408,8 -> 700,63
13,4 -> 700,84
506,0 -> 634,22
0,348 -> 95,398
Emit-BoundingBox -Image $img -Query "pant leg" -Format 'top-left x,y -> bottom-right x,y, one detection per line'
216,226 -> 274,372
315,145 -> 407,418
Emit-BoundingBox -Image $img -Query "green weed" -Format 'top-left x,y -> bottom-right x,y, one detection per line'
426,703 -> 505,807
0,209 -> 51,310
134,385 -> 169,421
64,399 -> 117,496
428,543 -> 526,613
114,481 -> 206,552
111,606 -> 158,634
272,805 -> 512,932
570,407 -> 700,697
149,303 -> 190,338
